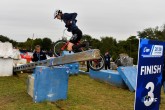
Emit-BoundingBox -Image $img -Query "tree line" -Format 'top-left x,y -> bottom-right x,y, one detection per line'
1,24 -> 165,64
0,36 -> 53,52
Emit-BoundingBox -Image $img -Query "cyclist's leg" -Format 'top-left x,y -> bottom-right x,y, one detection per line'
69,29 -> 83,52
67,42 -> 74,51
72,29 -> 89,50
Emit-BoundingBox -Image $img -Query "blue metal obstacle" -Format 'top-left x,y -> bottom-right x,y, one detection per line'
14,49 -> 100,72
117,66 -> 137,92
62,51 -> 79,75
79,70 -> 89,74
27,66 -> 69,103
89,69 -> 127,88
65,63 -> 79,75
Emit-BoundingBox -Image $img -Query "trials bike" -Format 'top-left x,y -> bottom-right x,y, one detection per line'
53,29 -> 105,71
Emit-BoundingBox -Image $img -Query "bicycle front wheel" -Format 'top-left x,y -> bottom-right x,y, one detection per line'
54,40 -> 67,57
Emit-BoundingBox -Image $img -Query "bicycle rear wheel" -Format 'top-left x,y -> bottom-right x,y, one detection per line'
54,40 -> 67,57
88,55 -> 105,71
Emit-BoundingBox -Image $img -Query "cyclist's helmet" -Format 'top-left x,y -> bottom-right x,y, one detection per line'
54,9 -> 62,19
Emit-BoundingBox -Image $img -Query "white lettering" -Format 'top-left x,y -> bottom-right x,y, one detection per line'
147,66 -> 151,75
140,65 -> 161,75
141,66 -> 145,75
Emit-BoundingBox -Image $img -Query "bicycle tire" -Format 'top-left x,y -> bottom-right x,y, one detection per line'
54,40 -> 67,57
88,55 -> 105,71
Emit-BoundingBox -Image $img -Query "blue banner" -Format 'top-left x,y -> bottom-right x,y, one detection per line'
134,39 -> 165,110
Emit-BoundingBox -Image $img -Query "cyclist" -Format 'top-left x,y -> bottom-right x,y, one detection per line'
54,9 -> 88,52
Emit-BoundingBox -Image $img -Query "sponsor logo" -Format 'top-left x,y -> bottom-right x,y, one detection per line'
142,45 -> 163,58
141,95 -> 158,106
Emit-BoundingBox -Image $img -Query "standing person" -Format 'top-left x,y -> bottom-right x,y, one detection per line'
54,9 -> 88,52
104,52 -> 111,70
32,45 -> 47,62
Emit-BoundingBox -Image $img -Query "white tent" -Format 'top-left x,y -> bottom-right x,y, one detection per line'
0,42 -> 13,76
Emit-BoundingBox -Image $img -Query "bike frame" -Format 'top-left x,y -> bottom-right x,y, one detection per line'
61,41 -> 69,51
60,40 -> 82,52
54,29 -> 105,71
60,29 -> 82,51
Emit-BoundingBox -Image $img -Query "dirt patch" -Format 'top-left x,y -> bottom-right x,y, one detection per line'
0,96 -> 15,107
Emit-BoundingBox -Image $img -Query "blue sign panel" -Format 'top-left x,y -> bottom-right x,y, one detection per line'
134,39 -> 165,110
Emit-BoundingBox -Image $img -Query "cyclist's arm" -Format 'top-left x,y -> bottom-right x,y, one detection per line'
67,13 -> 77,24
64,13 -> 78,31
71,13 -> 77,21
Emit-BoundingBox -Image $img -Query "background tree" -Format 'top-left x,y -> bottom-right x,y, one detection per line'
33,38 -> 43,49
137,24 -> 165,41
126,36 -> 139,64
42,37 -> 52,51
82,34 -> 93,43
24,38 -> 33,51
100,36 -> 117,60
0,35 -> 10,42
90,38 -> 101,49
82,34 -> 101,50
0,35 -> 18,47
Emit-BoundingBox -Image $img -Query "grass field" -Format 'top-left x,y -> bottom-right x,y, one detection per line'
0,73 -> 165,110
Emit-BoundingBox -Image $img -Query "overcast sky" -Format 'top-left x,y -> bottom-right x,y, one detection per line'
0,0 -> 165,42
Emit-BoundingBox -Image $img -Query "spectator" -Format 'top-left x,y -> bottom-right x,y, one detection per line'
32,45 -> 47,62
104,52 -> 111,70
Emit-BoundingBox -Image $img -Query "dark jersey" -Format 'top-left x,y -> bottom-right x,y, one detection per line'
61,13 -> 78,32
32,51 -> 47,62
104,54 -> 111,62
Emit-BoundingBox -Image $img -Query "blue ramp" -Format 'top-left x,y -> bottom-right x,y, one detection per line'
79,70 -> 89,75
65,63 -> 79,75
33,66 -> 69,103
62,51 -> 79,75
117,66 -> 137,92
89,69 -> 127,88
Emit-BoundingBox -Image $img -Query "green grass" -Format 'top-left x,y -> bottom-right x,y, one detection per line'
0,73 -> 165,110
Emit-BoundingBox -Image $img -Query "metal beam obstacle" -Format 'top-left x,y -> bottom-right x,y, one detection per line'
13,49 -> 100,72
